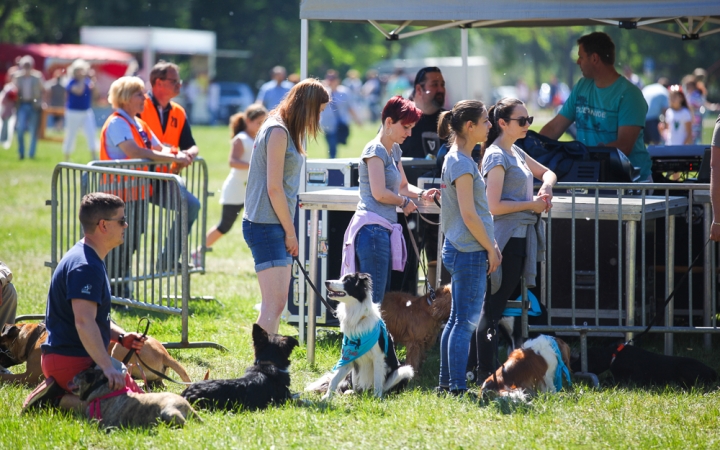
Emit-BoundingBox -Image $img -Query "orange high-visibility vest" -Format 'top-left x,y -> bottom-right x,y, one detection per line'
139,95 -> 186,148
99,112 -> 155,201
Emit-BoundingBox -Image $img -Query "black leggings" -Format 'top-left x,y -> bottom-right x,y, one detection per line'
216,204 -> 244,234
467,237 -> 527,375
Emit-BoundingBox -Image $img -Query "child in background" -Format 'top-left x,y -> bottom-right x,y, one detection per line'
659,87 -> 693,146
193,104 -> 268,265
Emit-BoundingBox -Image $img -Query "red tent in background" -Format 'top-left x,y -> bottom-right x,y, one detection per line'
0,43 -> 138,102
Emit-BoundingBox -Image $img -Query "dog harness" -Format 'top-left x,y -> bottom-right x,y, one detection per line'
549,338 -> 572,392
333,320 -> 389,371
88,386 -> 132,422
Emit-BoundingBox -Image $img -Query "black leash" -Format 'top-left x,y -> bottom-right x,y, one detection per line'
403,214 -> 436,302
293,256 -> 337,316
628,237 -> 712,345
120,317 -> 193,386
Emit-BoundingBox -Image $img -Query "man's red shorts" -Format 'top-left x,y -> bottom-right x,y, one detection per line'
41,352 -> 94,393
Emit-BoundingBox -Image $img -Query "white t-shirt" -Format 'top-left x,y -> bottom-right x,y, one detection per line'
664,107 -> 692,145
219,131 -> 255,205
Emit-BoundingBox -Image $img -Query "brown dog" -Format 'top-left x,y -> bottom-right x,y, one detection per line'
381,285 -> 451,373
109,336 -> 192,389
0,323 -> 46,385
1,323 -> 192,388
71,365 -> 202,428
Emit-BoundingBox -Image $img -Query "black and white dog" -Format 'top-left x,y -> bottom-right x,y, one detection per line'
306,273 -> 413,399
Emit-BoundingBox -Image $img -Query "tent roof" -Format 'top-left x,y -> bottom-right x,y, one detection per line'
1,43 -> 135,64
300,0 -> 720,39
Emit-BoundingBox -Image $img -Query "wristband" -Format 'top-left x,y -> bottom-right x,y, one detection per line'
401,196 -> 409,209
117,333 -> 125,345
418,190 -> 426,201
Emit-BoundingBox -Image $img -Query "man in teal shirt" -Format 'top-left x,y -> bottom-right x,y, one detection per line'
540,32 -> 652,182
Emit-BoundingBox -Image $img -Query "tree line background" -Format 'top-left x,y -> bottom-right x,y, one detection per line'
2,0 -> 719,98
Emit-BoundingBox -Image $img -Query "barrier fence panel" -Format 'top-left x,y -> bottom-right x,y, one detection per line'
88,157 -> 211,275
522,182 -> 720,373
48,162 -> 224,351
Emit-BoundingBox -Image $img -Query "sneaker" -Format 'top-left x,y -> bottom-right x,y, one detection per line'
433,386 -> 450,396
22,377 -> 63,413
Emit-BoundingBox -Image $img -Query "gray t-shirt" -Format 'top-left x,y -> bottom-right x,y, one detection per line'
244,115 -> 304,224
441,150 -> 495,252
482,144 -> 533,238
357,140 -> 402,223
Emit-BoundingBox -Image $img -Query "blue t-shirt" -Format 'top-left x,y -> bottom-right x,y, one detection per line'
42,241 -> 112,357
66,78 -> 92,111
441,150 -> 495,253
256,80 -> 294,111
560,77 -> 652,181
357,140 -> 402,223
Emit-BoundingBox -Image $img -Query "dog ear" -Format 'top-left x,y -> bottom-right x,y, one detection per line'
281,335 -> 299,354
0,324 -> 19,339
252,324 -> 270,347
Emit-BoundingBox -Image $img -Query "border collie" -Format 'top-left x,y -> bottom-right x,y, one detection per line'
481,335 -> 572,398
307,273 -> 413,399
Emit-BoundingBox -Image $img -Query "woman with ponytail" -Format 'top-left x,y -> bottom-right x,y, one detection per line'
194,104 -> 268,263
436,100 -> 501,396
468,97 -> 556,382
341,95 -> 440,306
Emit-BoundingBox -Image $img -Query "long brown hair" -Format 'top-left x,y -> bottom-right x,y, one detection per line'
273,78 -> 329,155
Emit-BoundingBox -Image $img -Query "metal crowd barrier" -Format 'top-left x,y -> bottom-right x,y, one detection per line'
88,156 -> 211,274
48,162 -> 224,350
520,182 -> 720,373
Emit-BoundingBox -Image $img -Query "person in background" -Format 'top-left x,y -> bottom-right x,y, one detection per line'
12,55 -> 45,160
641,77 -> 670,145
0,77 -> 18,149
256,66 -> 294,111
362,69 -> 382,123
659,86 -> 693,146
436,100 -> 500,397
623,65 -> 644,89
62,59 -> 99,161
193,104 -> 268,264
21,193 -> 146,414
540,32 -> 652,183
341,96 -> 439,306
709,114 -> 720,241
320,69 -> 360,158
343,69 -> 365,123
401,66 -> 447,159
468,97 -> 555,382
45,69 -> 66,132
683,76 -> 705,144
243,79 -> 328,334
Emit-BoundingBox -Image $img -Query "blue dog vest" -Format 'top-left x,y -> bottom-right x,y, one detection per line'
333,320 -> 389,371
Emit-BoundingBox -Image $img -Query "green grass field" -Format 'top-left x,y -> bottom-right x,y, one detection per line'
0,118 -> 719,448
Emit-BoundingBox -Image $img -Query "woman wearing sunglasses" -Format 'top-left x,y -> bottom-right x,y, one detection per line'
468,97 -> 556,382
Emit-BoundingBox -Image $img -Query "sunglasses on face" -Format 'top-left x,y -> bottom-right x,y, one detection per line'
99,216 -> 127,226
505,116 -> 534,127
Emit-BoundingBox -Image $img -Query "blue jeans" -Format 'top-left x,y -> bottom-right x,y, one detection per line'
16,103 -> 39,159
325,132 -> 338,159
355,224 -> 392,304
439,240 -> 487,390
152,184 -> 201,268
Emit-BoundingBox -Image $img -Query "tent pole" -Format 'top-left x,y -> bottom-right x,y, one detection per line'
301,19 -> 309,80
461,28 -> 469,99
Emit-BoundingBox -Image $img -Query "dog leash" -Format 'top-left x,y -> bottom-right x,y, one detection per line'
403,214 -> 436,302
627,237 -> 712,346
120,317 -> 194,386
293,255 -> 337,316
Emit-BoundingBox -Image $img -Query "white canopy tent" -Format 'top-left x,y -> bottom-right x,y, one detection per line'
298,0 -> 720,97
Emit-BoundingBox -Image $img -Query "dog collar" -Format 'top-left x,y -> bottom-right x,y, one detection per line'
610,343 -> 626,366
255,360 -> 289,374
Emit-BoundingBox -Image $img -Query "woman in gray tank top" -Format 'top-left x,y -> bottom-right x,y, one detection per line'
344,96 -> 440,305
468,97 -> 557,381
242,79 -> 329,333
436,100 -> 501,396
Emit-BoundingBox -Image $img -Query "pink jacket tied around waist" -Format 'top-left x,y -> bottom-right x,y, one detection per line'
341,210 -> 407,276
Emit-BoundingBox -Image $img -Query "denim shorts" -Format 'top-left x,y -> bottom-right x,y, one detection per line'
242,219 -> 292,272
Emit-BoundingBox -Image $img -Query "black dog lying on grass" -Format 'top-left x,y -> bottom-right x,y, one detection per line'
571,343 -> 718,387
181,324 -> 299,411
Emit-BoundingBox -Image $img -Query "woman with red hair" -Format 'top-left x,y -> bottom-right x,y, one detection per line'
341,96 -> 440,305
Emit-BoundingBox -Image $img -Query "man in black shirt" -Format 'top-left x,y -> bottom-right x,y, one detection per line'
400,67 -> 447,158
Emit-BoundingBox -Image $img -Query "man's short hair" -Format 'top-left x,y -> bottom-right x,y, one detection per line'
149,60 -> 180,87
413,66 -> 442,87
79,193 -> 124,234
577,32 -> 615,66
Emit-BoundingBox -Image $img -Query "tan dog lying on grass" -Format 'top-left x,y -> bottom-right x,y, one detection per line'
71,363 -> 202,428
1,323 -> 192,388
